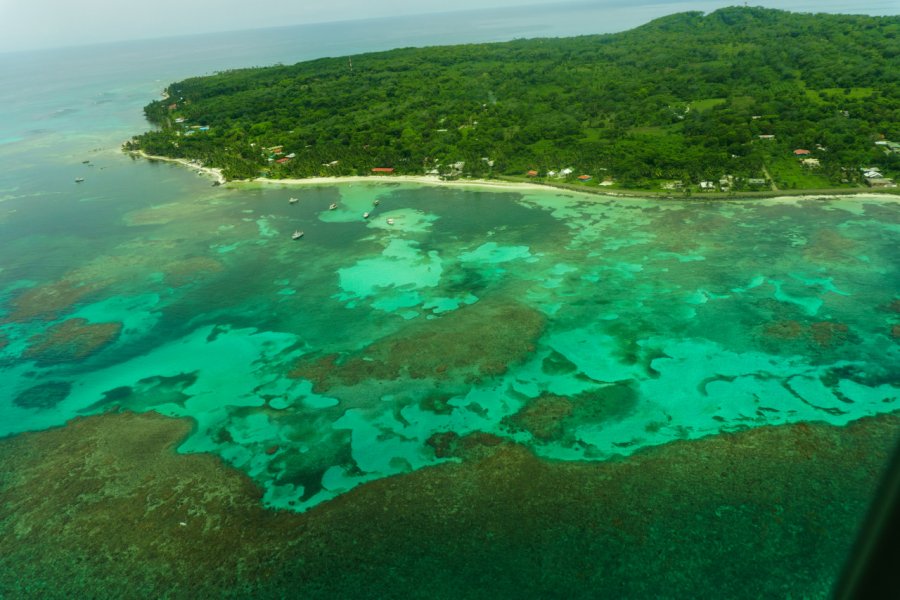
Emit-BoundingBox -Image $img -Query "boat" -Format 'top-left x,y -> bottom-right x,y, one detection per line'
386,218 -> 395,225
74,177 -> 84,183
373,199 -> 380,206
363,212 -> 370,219
291,230 -> 304,240
329,203 -> 338,210
289,197 -> 299,204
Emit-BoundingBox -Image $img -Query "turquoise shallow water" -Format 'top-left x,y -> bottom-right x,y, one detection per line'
0,9 -> 897,518
1,173 -> 898,511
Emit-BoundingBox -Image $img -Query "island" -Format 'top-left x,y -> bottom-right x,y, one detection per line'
126,7 -> 900,196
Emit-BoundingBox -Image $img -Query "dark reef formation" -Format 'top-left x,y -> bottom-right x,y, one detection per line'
24,318 -> 122,364
290,300 -> 544,391
1,411 -> 897,599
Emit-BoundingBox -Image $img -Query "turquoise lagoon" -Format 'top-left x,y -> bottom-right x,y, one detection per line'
0,9 -> 898,518
2,171 -> 898,511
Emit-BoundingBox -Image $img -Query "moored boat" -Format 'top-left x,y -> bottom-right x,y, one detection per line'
329,203 -> 338,210
289,197 -> 299,204
291,230 -> 304,240
75,177 -> 84,183
386,218 -> 395,225
363,212 -> 370,219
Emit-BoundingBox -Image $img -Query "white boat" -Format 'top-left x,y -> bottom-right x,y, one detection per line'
373,199 -> 380,206
363,212 -> 370,219
329,203 -> 338,210
291,230 -> 304,240
289,197 -> 299,204
386,218 -> 395,225
75,177 -> 85,183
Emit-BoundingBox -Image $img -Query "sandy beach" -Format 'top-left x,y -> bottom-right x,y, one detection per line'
129,150 -> 226,185
249,174 -> 552,193
127,150 -> 899,203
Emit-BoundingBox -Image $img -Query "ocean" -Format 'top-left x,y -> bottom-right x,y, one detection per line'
0,3 -> 898,598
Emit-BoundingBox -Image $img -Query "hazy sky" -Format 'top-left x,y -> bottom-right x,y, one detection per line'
0,0 -> 555,52
1,0 -> 895,53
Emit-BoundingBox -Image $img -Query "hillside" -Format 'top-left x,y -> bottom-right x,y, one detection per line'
127,7 -> 900,191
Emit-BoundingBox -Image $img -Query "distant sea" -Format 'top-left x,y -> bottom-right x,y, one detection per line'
0,4 -> 898,598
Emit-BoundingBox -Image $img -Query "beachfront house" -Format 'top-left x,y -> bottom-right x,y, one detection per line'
866,177 -> 896,188
793,149 -> 811,156
372,167 -> 395,174
527,170 -> 538,177
577,174 -> 592,182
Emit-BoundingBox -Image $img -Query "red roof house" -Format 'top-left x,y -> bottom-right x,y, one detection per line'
526,170 -> 538,177
793,149 -> 811,156
275,157 -> 291,164
372,167 -> 395,173
577,174 -> 592,181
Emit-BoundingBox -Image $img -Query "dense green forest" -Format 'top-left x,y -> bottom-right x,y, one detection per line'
127,7 -> 900,191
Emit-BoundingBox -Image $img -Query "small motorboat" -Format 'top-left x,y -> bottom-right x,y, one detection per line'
289,197 -> 299,204
363,212 -> 370,219
373,199 -> 380,206
291,230 -> 304,240
386,218 -> 395,225
329,203 -> 338,210
75,177 -> 85,183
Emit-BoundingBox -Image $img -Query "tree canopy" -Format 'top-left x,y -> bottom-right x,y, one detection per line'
127,7 -> 900,191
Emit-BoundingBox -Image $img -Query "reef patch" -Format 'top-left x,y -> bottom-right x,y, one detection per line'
1,411 -> 897,598
24,318 -> 121,364
290,300 -> 544,391
13,381 -> 72,410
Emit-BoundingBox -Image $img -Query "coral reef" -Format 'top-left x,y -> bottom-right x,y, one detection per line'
290,300 -> 544,391
6,280 -> 104,322
13,381 -> 72,410
23,318 -> 121,364
2,411 -> 897,598
162,256 -> 224,287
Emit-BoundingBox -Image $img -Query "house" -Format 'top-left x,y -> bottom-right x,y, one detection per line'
793,149 -> 811,156
748,178 -> 767,186
801,158 -> 820,168
577,174 -> 592,182
758,134 -> 775,140
699,181 -> 716,191
275,157 -> 291,164
561,168 -> 573,176
526,170 -> 538,177
867,177 -> 896,188
547,170 -> 557,177
372,167 -> 395,173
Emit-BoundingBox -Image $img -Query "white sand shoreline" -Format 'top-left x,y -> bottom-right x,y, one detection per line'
248,174 -> 552,193
126,150 -> 899,203
128,150 -> 226,185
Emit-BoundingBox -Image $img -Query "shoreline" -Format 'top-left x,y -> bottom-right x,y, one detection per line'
238,174 -> 900,203
128,150 -> 226,185
248,174 -> 552,193
126,150 -> 899,203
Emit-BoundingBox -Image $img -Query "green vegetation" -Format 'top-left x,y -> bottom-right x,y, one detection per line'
127,7 -> 900,192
